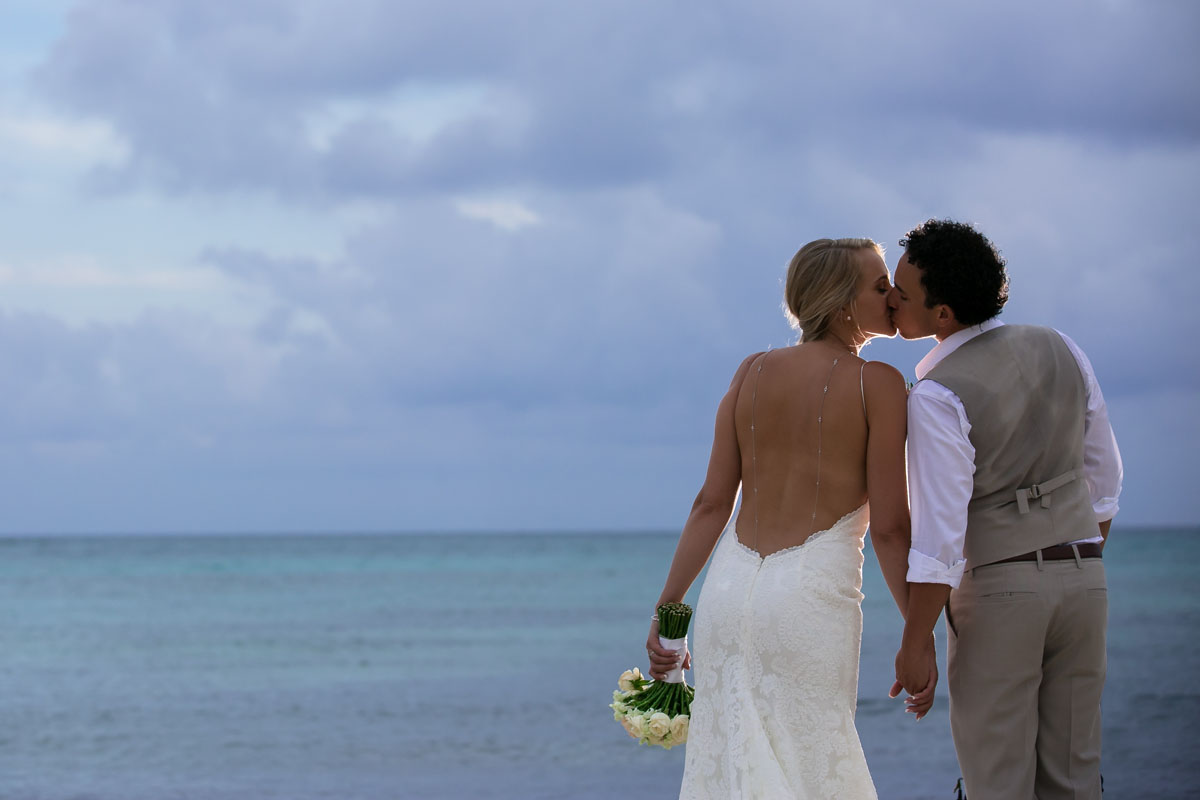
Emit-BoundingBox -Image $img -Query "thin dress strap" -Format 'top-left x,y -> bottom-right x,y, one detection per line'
859,361 -> 867,418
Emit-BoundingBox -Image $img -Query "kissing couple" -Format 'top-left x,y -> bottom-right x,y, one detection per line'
644,219 -> 1122,799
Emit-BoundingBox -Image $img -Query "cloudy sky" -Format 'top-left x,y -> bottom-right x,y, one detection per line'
1,0 -> 1196,533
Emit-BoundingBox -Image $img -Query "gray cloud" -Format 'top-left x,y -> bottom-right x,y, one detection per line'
5,0 -> 1198,530
37,0 -> 1198,201
201,190 -> 735,409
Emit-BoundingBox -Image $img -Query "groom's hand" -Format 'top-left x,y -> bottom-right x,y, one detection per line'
891,582 -> 950,720
894,641 -> 927,693
891,638 -> 937,720
906,644 -> 937,720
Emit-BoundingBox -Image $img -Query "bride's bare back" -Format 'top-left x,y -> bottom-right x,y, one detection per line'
734,343 -> 871,558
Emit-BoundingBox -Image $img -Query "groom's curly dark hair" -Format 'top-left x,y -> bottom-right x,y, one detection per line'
900,219 -> 1009,326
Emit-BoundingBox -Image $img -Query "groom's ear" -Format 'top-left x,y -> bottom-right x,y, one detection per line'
934,303 -> 959,329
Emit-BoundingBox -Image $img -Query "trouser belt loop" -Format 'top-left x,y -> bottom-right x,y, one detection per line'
1071,543 -> 1082,568
1035,549 -> 1044,571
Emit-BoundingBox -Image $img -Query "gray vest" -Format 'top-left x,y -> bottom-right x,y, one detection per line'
923,325 -> 1096,569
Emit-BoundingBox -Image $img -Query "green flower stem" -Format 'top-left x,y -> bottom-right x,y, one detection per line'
656,602 -> 693,640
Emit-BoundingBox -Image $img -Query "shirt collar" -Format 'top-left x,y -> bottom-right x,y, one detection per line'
914,318 -> 1005,380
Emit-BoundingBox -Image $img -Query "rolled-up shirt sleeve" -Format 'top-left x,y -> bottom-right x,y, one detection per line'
1056,331 -> 1123,521
906,381 -> 975,588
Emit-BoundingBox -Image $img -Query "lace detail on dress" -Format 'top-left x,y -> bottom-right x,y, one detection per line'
679,500 -> 877,799
732,503 -> 869,562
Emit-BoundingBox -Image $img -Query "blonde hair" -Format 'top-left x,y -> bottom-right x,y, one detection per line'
784,237 -> 882,342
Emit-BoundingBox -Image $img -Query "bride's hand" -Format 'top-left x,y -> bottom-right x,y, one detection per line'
646,619 -> 687,680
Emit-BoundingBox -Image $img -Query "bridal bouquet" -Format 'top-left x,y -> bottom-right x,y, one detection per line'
610,602 -> 695,749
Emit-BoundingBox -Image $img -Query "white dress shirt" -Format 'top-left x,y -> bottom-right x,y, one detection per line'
906,320 -> 1123,588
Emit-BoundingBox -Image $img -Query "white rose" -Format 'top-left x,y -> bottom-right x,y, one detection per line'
646,711 -> 671,740
626,713 -> 647,740
618,668 -> 644,693
669,714 -> 689,744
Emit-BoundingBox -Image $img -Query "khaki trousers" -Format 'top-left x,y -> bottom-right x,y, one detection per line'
946,557 -> 1106,800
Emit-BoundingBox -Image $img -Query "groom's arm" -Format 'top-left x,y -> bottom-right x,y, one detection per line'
892,382 -> 973,710
1057,331 -> 1122,547
905,383 -> 973,587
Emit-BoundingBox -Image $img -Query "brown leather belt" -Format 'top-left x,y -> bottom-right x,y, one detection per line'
993,543 -> 1103,565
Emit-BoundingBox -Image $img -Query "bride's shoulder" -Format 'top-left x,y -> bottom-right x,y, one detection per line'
861,358 -> 904,379
861,360 -> 908,397
738,350 -> 768,368
732,350 -> 769,377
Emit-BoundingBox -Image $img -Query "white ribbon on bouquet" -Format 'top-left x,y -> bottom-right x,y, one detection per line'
659,635 -> 688,684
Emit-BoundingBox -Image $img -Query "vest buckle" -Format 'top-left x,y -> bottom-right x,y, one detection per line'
1014,469 -> 1078,515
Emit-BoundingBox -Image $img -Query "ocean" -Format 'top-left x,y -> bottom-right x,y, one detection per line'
1,526 -> 1196,799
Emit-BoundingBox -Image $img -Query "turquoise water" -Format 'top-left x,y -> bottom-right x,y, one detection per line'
0,527 -> 1195,799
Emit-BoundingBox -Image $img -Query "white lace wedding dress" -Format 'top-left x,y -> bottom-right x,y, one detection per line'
679,500 -> 877,799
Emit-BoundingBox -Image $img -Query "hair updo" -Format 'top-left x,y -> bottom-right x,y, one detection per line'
784,238 -> 881,342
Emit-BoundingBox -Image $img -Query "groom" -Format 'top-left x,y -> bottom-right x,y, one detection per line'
887,219 -> 1122,799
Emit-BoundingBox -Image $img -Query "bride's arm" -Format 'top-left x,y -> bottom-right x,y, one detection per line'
645,353 -> 758,680
863,361 -> 912,619
866,363 -> 938,719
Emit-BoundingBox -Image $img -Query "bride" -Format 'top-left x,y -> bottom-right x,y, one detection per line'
645,238 -> 934,798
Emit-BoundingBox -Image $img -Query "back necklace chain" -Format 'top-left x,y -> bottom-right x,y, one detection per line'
749,353 -> 842,552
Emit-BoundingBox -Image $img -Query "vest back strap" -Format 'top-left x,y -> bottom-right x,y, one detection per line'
1015,469 -> 1078,514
